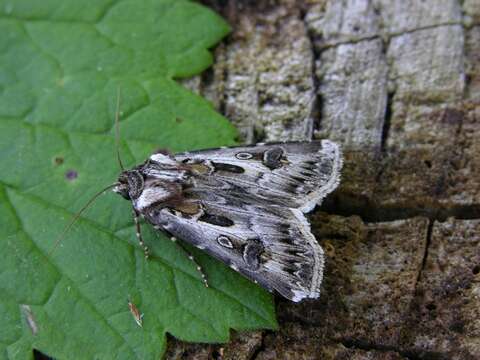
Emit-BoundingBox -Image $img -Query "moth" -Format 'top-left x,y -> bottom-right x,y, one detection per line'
113,140 -> 342,302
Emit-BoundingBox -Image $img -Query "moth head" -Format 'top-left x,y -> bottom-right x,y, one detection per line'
114,170 -> 144,200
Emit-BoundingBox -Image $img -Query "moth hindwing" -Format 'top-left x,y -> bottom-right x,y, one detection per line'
113,140 -> 342,302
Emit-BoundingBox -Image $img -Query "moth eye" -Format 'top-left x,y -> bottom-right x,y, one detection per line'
235,152 -> 253,160
217,235 -> 234,249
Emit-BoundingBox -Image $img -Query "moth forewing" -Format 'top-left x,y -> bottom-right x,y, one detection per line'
114,140 -> 342,302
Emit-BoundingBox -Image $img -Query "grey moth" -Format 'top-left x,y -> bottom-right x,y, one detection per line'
113,140 -> 343,302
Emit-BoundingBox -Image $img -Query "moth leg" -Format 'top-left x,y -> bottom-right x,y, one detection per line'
132,208 -> 149,259
171,237 -> 209,288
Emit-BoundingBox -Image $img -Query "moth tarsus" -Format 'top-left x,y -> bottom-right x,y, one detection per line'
114,140 -> 343,302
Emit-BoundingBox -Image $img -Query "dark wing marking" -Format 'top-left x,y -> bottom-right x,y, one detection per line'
175,140 -> 343,213
148,192 -> 324,302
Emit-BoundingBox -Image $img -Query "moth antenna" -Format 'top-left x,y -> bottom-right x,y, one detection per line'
48,183 -> 119,258
132,208 -> 149,258
115,87 -> 125,171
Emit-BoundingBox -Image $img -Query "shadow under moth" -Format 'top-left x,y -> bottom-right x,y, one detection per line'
112,140 -> 343,302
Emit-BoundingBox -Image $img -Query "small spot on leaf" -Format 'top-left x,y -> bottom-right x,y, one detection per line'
65,169 -> 78,181
54,156 -> 64,165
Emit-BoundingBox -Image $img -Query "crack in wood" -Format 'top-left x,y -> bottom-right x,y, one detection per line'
341,338 -> 451,360
249,330 -> 267,360
321,198 -> 480,223
415,219 -> 434,290
380,91 -> 395,152
317,21 -> 465,51
300,6 -> 323,138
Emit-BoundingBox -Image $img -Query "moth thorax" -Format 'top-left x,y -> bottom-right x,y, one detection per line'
134,181 -> 181,212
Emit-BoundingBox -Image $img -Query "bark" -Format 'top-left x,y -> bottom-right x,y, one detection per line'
168,0 -> 480,359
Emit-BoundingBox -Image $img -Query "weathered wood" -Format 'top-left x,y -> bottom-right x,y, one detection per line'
171,0 -> 480,358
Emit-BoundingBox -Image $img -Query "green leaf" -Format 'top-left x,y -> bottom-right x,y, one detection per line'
0,1 -> 277,358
